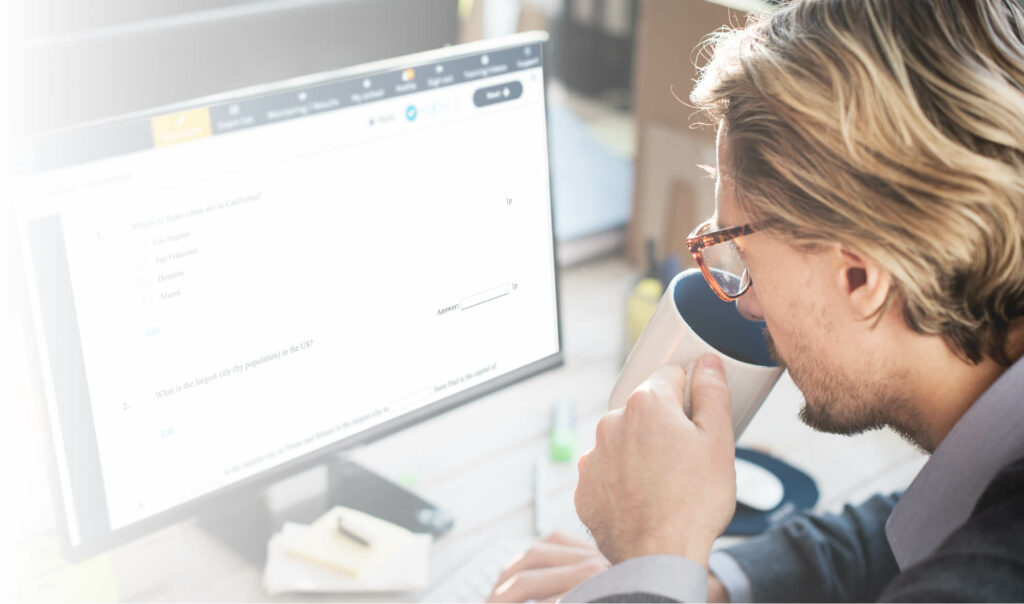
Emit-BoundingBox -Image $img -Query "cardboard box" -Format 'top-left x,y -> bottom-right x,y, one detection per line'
628,0 -> 766,267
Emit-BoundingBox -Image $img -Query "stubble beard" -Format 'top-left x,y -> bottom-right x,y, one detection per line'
763,328 -> 935,452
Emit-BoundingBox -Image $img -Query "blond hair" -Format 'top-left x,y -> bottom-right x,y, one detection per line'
692,0 -> 1024,364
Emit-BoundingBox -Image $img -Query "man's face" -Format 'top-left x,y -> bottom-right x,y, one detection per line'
713,128 -> 925,446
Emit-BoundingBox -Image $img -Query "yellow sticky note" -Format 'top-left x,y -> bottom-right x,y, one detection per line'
281,507 -> 414,578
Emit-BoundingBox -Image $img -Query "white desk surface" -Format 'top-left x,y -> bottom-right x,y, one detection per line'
15,255 -> 927,602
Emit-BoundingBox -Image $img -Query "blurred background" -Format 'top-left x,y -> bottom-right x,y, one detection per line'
0,0 -> 781,600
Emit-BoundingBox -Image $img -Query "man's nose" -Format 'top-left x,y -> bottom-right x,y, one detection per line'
736,285 -> 765,321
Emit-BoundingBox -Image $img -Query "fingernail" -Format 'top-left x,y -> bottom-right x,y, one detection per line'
697,354 -> 724,374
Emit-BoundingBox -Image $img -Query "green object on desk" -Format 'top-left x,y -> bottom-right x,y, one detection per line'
550,401 -> 577,463
550,428 -> 577,463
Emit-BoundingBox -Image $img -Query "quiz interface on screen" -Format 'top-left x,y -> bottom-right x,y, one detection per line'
16,42 -> 558,540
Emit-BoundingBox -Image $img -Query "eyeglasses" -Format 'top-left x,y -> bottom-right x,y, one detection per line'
686,219 -> 760,302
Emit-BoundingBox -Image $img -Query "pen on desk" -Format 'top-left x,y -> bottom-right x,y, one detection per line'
337,515 -> 373,548
533,459 -> 547,537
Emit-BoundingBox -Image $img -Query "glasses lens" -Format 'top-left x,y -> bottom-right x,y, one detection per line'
701,239 -> 750,297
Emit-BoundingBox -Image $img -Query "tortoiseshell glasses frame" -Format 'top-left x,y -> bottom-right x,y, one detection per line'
686,219 -> 761,302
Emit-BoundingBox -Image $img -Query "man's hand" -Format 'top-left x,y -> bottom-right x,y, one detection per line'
574,354 -> 737,566
708,571 -> 732,603
487,532 -> 608,602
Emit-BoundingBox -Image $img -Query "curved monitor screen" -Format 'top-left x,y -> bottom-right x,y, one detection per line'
13,33 -> 560,555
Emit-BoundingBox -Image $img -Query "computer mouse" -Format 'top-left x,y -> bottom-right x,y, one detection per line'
735,457 -> 785,511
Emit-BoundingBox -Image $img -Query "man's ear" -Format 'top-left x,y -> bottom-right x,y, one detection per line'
835,246 -> 891,320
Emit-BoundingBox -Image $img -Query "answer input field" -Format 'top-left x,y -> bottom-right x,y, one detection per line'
460,283 -> 510,311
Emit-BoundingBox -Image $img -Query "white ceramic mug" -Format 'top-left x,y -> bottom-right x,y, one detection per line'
609,269 -> 784,439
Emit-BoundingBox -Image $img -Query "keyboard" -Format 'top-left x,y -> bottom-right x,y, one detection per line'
422,536 -> 535,602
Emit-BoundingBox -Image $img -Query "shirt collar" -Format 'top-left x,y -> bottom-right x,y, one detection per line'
886,355 -> 1024,569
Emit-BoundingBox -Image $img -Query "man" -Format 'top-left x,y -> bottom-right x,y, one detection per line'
488,0 -> 1024,601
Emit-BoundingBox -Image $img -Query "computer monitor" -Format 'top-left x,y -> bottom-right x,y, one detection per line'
13,32 -> 562,560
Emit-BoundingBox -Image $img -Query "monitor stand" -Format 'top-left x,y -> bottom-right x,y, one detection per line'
197,456 -> 454,565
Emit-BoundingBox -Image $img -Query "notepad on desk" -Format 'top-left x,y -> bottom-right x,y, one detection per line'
263,506 -> 432,595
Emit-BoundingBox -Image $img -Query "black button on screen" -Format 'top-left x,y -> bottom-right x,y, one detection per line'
473,81 -> 524,107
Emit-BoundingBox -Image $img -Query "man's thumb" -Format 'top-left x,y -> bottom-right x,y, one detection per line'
691,354 -> 732,436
